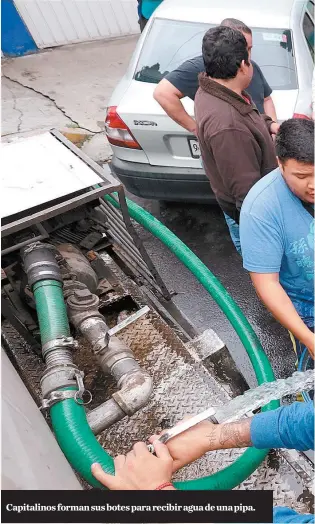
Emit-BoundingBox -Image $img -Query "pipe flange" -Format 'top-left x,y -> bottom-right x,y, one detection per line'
67,289 -> 99,311
63,280 -> 87,300
42,336 -> 78,358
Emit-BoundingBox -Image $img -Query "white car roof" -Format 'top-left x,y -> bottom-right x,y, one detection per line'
154,0 -> 301,29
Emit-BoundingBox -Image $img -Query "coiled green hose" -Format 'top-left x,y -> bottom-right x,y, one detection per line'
34,196 -> 278,490
103,195 -> 279,490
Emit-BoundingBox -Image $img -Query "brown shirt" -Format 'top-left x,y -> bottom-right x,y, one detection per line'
195,73 -> 277,222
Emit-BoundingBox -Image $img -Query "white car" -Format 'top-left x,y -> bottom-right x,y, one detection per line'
106,0 -> 314,202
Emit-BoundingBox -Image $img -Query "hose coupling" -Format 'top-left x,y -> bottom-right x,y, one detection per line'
41,369 -> 92,411
42,336 -> 78,359
21,242 -> 62,286
41,362 -> 85,396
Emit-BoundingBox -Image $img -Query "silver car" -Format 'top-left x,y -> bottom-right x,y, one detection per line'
106,0 -> 314,202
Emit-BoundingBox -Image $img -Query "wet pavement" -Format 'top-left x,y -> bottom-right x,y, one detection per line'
127,196 -> 295,388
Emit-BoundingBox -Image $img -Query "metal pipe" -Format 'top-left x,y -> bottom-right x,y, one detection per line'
2,224 -> 49,256
22,242 -> 153,434
87,366 -> 153,434
99,202 -> 126,227
87,398 -> 126,435
104,218 -> 144,258
45,348 -> 73,367
108,232 -> 157,280
99,208 -> 152,268
112,368 -> 153,417
66,284 -> 153,433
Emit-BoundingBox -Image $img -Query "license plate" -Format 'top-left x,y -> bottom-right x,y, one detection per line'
188,138 -> 200,159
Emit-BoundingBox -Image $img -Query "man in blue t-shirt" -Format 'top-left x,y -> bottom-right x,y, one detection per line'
240,119 -> 314,363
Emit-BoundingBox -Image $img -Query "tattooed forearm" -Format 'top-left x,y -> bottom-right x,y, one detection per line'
218,419 -> 253,449
204,419 -> 252,451
206,425 -> 218,449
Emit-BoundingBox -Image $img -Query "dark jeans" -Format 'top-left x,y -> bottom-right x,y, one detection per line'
139,16 -> 148,32
223,212 -> 242,255
289,325 -> 314,371
289,323 -> 314,402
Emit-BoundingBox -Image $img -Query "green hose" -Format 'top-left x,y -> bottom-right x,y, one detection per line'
32,278 -> 115,488
33,196 -> 279,490
33,280 -> 70,346
50,390 -> 115,488
104,194 -> 279,490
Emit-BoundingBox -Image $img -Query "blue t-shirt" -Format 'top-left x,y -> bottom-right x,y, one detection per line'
141,0 -> 163,19
251,402 -> 314,523
240,169 -> 314,325
251,401 -> 314,451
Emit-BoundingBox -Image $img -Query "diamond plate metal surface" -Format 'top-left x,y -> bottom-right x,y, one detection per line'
2,297 -> 313,513
97,315 -> 313,514
2,321 -> 44,403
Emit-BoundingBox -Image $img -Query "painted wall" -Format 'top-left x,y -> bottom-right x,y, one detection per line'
13,0 -> 139,50
1,0 -> 37,56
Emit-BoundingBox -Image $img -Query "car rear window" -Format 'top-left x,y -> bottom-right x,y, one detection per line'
134,18 -> 297,90
251,28 -> 297,89
134,19 -> 210,83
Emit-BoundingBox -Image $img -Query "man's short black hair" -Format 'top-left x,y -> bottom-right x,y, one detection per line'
276,119 -> 314,165
221,18 -> 252,35
202,26 -> 249,80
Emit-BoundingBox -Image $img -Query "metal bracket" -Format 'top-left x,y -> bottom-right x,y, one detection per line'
42,336 -> 78,357
40,370 -> 92,410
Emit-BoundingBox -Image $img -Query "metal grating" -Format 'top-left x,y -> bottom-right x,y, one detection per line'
98,195 -> 171,301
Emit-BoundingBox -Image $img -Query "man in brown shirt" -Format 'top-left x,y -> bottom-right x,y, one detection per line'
195,26 -> 278,253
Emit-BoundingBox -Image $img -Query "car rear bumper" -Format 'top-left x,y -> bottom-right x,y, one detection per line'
110,156 -> 215,203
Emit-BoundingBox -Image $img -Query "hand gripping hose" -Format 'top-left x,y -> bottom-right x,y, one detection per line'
33,196 -> 278,490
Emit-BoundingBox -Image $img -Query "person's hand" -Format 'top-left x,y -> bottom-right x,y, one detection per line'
270,122 -> 280,135
149,417 -> 218,472
187,119 -> 197,135
91,441 -> 174,490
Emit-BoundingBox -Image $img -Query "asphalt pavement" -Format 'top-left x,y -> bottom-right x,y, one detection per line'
128,195 -> 295,388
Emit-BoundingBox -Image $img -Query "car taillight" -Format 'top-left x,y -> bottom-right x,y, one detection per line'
105,106 -> 141,149
293,113 -> 312,120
